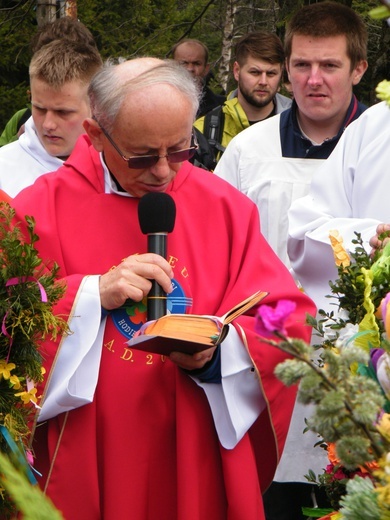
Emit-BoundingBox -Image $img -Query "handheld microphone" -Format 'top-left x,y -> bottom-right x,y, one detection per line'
138,192 -> 176,320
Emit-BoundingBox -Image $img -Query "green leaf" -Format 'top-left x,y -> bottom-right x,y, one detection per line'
301,507 -> 335,518
369,6 -> 390,19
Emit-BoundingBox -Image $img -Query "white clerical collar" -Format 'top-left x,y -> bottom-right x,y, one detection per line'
100,152 -> 134,197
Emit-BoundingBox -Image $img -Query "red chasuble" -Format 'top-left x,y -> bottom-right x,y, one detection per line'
0,188 -> 12,204
12,136 -> 315,520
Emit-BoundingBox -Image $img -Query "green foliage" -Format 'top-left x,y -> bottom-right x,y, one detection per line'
301,507 -> 334,519
77,0 -> 223,61
339,476 -> 381,520
371,5 -> 390,19
311,473 -> 349,512
351,0 -> 390,104
0,83 -> 30,123
0,452 -> 63,519
274,336 -> 387,464
305,465 -> 351,513
271,334 -> 389,513
0,0 -> 229,128
327,234 -> 381,325
1,0 -> 388,129
0,1 -> 36,128
313,234 -> 390,358
262,223 -> 390,516
0,208 -> 67,374
0,202 -> 68,517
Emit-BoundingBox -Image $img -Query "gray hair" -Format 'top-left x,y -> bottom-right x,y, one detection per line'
88,59 -> 201,132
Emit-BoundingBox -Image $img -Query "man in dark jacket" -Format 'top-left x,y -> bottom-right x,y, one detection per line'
171,39 -> 225,117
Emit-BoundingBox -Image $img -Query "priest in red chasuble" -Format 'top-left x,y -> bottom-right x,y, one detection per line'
11,58 -> 315,520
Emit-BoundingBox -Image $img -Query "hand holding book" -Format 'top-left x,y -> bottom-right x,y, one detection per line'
127,290 -> 269,356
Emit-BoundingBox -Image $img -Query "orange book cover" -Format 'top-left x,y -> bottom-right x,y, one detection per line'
127,290 -> 268,355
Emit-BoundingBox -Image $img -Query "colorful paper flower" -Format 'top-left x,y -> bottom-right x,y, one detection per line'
318,513 -> 341,520
15,387 -> 38,405
255,299 -> 297,338
9,374 -> 21,389
0,360 -> 16,380
329,229 -> 350,268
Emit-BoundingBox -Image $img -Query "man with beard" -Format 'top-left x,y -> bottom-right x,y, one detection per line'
193,31 -> 291,168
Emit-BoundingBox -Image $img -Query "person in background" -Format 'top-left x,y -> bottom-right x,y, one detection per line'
171,38 -> 226,117
214,3 -> 368,519
289,100 -> 390,314
0,16 -> 98,146
287,103 -> 390,514
11,58 -> 315,520
0,39 -> 102,196
214,1 -> 367,269
194,31 -> 291,169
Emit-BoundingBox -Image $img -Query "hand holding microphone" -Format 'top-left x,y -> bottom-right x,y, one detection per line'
138,192 -> 176,320
99,193 -> 175,312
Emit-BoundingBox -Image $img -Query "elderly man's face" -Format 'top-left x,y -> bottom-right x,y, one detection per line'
173,42 -> 209,84
89,85 -> 194,198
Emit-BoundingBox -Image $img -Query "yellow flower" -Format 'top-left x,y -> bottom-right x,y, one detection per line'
376,80 -> 390,107
15,387 -> 38,405
377,414 -> 390,442
0,360 -> 16,380
373,453 -> 390,514
329,230 -> 350,267
9,374 -> 21,389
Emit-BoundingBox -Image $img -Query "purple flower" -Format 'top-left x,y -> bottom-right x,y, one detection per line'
255,300 -> 297,338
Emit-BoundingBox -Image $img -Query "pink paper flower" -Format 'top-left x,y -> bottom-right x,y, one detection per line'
25,450 -> 34,466
255,300 -> 297,338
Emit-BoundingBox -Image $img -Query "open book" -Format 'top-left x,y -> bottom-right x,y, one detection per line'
127,290 -> 268,356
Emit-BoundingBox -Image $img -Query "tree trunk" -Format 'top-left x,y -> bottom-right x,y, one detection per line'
36,0 -> 77,25
217,0 -> 238,92
36,0 -> 57,26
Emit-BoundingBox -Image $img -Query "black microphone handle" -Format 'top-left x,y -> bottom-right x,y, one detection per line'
148,233 -> 168,320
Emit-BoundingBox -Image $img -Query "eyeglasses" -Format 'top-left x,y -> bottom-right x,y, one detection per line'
93,116 -> 199,169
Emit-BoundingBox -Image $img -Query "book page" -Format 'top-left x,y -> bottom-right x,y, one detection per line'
221,290 -> 269,325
